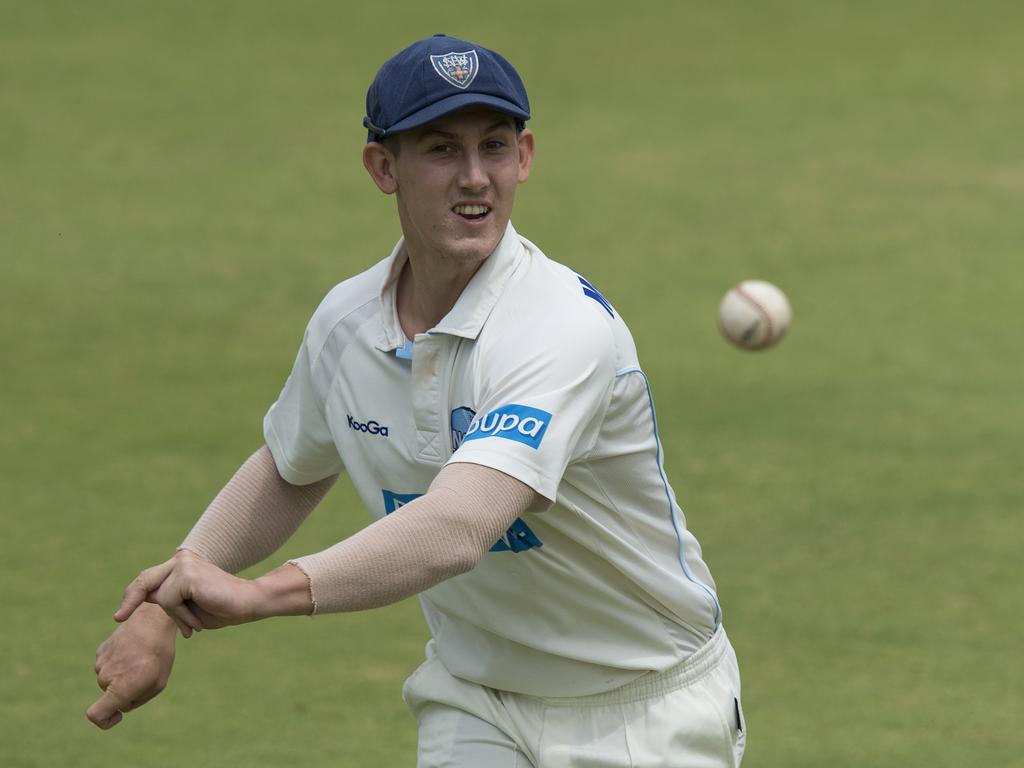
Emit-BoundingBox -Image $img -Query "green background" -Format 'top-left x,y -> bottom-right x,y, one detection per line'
2,1 -> 1021,766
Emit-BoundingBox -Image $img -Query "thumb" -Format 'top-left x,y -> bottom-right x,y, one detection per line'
86,687 -> 130,730
116,559 -> 175,623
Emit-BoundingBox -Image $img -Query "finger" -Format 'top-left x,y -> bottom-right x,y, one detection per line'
165,600 -> 203,636
86,687 -> 130,730
116,560 -> 176,622
149,583 -> 194,638
149,575 -> 205,636
95,639 -> 110,671
164,610 -> 194,639
87,709 -> 124,730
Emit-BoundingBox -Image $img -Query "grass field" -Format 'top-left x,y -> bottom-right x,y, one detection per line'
2,2 -> 1022,766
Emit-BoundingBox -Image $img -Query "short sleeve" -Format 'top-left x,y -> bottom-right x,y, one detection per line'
263,329 -> 344,485
449,318 -> 616,501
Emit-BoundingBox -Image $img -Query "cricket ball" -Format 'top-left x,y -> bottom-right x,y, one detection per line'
718,280 -> 792,350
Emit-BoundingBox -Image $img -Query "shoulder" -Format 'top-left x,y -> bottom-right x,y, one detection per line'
518,236 -> 619,328
302,258 -> 388,359
484,236 -> 630,367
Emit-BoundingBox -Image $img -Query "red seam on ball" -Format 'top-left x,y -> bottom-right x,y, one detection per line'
733,283 -> 774,349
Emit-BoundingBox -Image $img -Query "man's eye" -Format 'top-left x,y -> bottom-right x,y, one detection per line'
431,144 -> 455,154
485,140 -> 507,151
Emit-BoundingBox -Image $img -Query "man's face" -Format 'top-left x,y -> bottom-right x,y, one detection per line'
381,108 -> 534,267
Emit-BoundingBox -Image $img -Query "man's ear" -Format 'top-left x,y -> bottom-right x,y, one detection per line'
363,142 -> 398,194
516,129 -> 536,184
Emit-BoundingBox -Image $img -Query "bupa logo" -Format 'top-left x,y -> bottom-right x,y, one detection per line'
347,414 -> 389,437
463,404 -> 551,450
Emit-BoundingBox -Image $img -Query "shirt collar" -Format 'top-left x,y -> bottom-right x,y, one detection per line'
375,221 -> 526,352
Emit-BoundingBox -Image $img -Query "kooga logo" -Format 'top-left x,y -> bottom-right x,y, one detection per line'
347,414 -> 389,437
463,404 -> 551,450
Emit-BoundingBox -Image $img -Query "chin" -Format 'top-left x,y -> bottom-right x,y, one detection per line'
445,231 -> 503,262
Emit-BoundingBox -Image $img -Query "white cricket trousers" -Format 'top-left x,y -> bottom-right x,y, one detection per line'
402,625 -> 745,767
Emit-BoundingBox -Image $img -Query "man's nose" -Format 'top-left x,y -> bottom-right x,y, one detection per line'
457,150 -> 488,191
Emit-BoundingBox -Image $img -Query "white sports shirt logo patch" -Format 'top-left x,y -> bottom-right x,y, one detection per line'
430,50 -> 479,89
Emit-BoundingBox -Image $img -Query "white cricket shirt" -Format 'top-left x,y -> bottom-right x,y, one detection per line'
264,223 -> 722,696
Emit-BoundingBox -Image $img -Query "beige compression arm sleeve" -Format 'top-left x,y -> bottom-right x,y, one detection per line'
179,445 -> 338,574
288,462 -> 538,614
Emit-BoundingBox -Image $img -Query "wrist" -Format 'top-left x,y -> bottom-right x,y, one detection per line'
251,563 -> 315,619
132,601 -> 179,631
121,602 -> 178,648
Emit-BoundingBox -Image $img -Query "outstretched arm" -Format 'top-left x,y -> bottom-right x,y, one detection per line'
88,445 -> 336,728
289,462 -> 539,613
115,462 -> 538,630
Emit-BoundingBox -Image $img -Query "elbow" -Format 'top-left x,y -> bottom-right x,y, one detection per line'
426,507 -> 490,578
455,547 -> 484,575
440,542 -> 485,579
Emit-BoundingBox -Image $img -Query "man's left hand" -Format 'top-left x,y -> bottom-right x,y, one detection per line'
115,550 -> 261,637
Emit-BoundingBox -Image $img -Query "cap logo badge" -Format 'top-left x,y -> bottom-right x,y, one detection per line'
430,50 -> 479,89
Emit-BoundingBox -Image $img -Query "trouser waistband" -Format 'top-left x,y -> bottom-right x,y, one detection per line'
537,625 -> 729,707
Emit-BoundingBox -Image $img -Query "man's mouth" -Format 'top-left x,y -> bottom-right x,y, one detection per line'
453,204 -> 491,221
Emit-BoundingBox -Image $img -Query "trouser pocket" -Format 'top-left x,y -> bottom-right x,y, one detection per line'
731,695 -> 747,764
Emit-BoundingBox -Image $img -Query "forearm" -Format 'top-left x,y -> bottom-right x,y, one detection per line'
288,463 -> 537,614
180,445 -> 337,573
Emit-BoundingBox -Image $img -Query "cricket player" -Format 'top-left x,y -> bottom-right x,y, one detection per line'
89,34 -> 746,767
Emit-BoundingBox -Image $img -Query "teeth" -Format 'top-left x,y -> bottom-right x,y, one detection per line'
454,204 -> 489,216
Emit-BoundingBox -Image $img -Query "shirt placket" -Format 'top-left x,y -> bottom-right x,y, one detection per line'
410,333 -> 455,465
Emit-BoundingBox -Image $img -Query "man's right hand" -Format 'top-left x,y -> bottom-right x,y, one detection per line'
87,602 -> 177,729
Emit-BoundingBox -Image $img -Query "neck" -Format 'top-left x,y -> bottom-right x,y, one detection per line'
396,251 -> 484,338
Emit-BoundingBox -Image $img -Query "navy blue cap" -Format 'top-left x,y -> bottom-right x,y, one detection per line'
364,34 -> 531,142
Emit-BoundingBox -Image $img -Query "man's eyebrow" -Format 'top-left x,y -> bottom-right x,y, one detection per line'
419,128 -> 458,140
